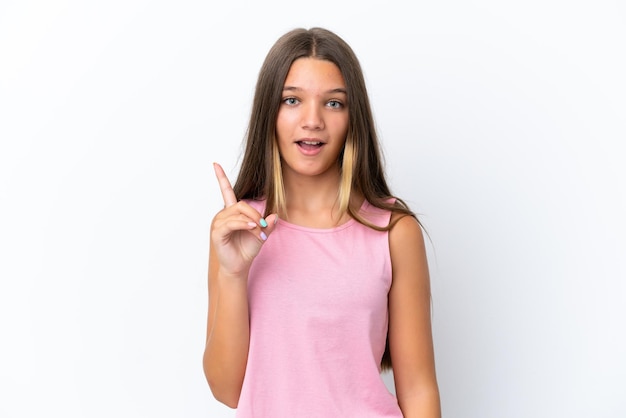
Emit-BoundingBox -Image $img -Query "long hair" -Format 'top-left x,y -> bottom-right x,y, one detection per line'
232,27 -> 419,372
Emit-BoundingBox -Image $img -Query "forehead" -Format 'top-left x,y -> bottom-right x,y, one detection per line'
283,58 -> 346,90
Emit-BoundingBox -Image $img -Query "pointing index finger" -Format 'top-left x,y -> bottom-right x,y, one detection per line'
213,163 -> 237,207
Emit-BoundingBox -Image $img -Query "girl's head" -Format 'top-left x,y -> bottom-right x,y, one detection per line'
234,27 -> 392,220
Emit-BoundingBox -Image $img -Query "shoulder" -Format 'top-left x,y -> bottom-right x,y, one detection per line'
388,214 -> 428,282
358,197 -> 400,229
389,214 -> 425,251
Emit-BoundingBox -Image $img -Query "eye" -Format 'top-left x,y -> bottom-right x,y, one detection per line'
282,97 -> 299,106
327,100 -> 344,109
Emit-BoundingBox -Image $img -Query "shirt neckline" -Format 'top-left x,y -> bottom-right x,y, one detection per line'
277,200 -> 369,233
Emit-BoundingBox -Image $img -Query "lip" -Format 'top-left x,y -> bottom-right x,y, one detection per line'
295,138 -> 326,156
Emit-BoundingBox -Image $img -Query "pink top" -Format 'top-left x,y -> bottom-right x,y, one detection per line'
235,199 -> 403,417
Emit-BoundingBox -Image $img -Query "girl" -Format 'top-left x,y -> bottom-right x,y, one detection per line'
203,27 -> 440,417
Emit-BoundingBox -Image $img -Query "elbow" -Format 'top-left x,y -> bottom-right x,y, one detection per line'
203,354 -> 241,409
207,378 -> 240,409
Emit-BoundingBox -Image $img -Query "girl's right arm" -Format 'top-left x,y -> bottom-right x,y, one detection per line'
203,244 -> 250,408
202,163 -> 277,408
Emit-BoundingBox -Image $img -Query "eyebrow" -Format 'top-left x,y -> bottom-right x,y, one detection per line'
282,86 -> 347,95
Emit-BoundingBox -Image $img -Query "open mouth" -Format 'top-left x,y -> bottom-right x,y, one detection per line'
296,140 -> 324,151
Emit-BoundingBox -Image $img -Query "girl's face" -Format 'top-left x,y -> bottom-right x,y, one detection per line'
276,58 -> 349,181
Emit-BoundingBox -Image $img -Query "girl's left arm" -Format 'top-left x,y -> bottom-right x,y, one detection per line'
388,214 -> 441,418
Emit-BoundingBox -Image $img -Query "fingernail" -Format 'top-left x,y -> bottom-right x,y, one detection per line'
259,218 -> 268,228
260,232 -> 268,241
274,215 -> 278,225
247,222 -> 257,228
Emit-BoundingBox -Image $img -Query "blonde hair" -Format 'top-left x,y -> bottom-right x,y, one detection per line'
271,136 -> 287,216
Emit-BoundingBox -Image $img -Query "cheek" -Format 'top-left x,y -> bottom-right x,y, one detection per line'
330,115 -> 349,140
275,121 -> 291,156
275,114 -> 287,140
275,113 -> 294,141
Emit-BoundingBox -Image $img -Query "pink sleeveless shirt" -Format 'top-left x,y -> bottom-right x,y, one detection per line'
236,199 -> 402,417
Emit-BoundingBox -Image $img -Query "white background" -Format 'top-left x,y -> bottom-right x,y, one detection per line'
1,1 -> 625,417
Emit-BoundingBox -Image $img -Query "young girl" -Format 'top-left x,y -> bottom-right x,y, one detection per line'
203,27 -> 440,417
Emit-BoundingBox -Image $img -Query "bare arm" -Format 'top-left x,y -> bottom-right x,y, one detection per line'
388,215 -> 441,418
202,163 -> 277,408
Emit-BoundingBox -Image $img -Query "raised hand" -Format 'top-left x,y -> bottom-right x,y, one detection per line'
210,163 -> 277,277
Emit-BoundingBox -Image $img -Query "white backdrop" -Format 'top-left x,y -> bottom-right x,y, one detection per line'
1,1 -> 625,417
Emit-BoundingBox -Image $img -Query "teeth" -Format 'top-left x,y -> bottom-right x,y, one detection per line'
301,141 -> 321,145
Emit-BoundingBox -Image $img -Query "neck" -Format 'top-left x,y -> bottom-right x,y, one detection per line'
282,167 -> 340,213
280,166 -> 362,228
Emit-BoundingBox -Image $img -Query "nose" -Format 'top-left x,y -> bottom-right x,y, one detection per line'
301,103 -> 324,130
